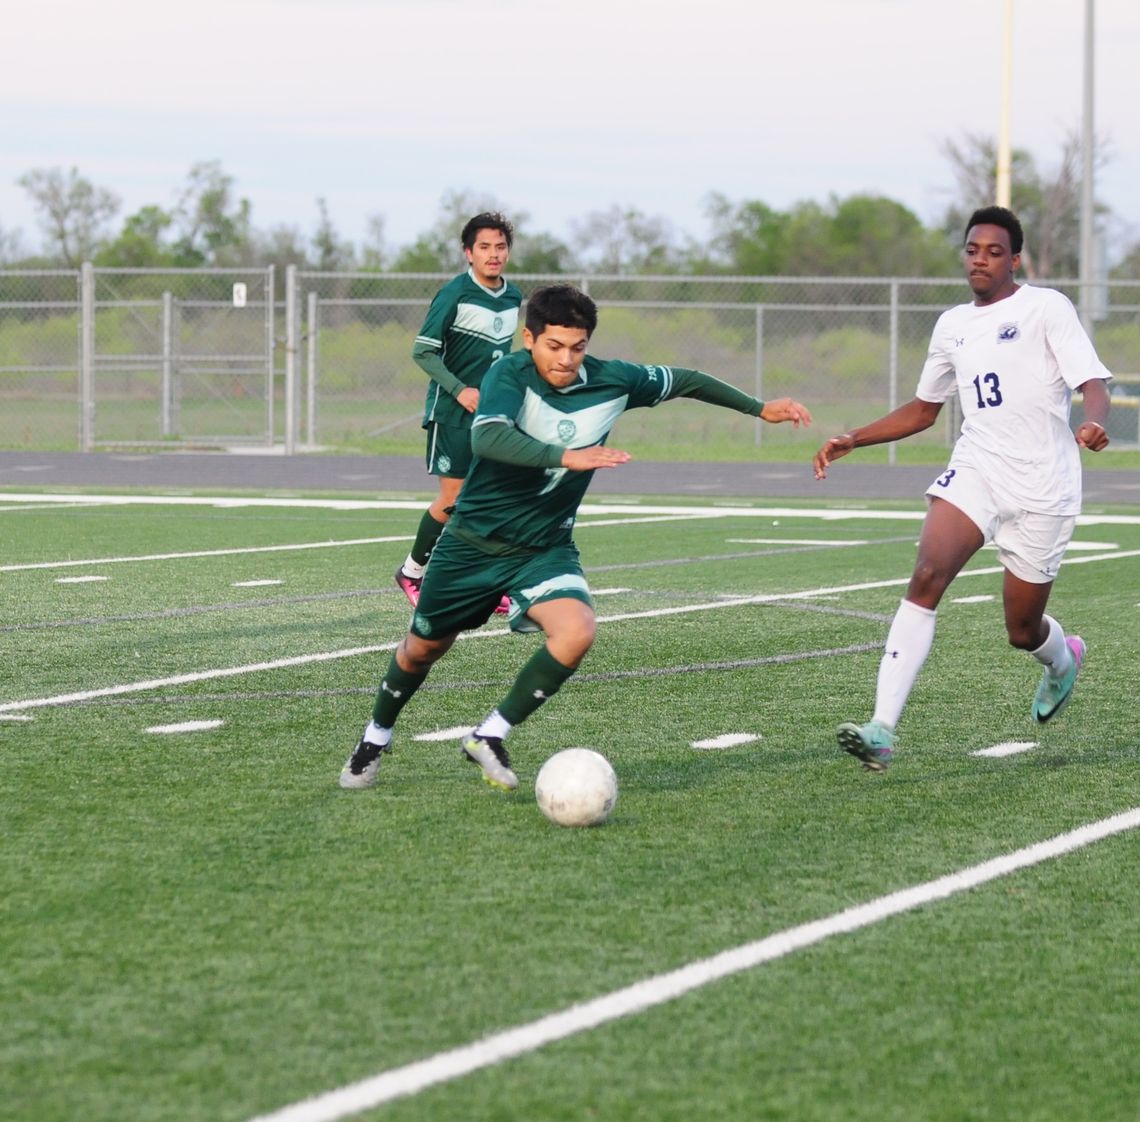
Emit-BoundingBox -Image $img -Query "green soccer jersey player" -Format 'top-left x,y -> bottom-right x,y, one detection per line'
342,284 -> 812,793
395,212 -> 522,613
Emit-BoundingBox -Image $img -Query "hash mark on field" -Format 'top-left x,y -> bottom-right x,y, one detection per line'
0,714 -> 33,721
243,807 -> 1140,1122
973,741 -> 1037,758
951,595 -> 994,604
413,727 -> 473,742
56,575 -> 109,584
691,733 -> 761,750
146,719 -> 224,734
233,580 -> 284,587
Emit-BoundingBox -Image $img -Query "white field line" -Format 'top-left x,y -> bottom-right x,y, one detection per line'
4,549 -> 1138,715
0,536 -> 412,573
245,806 -> 1140,1122
973,741 -> 1038,758
2,491 -> 1140,527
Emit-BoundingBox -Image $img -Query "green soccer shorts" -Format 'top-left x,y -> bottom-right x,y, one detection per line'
425,421 -> 474,479
410,531 -> 594,638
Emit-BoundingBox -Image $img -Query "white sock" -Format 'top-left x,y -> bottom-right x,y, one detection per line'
364,720 -> 392,747
474,709 -> 511,741
401,555 -> 426,579
872,598 -> 937,729
1030,615 -> 1071,677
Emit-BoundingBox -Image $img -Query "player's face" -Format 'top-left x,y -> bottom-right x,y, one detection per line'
524,324 -> 590,388
963,224 -> 1020,305
465,228 -> 510,286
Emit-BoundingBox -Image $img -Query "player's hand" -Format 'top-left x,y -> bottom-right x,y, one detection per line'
813,433 -> 856,480
562,446 -> 632,471
456,387 -> 480,413
760,397 -> 812,427
1075,420 -> 1109,452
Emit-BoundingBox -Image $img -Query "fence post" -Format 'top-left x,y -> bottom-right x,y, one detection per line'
888,279 -> 899,467
306,291 -> 318,448
284,265 -> 297,454
754,305 -> 764,447
80,262 -> 95,451
265,265 -> 276,447
161,291 -> 174,437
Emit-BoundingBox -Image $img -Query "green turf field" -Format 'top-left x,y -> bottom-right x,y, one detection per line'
2,487 -> 1138,1122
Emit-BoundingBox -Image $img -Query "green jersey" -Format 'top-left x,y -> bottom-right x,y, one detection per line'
450,351 -> 764,550
413,268 -> 522,430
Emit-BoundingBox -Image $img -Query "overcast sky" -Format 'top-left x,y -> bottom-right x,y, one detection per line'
4,0 -> 1137,258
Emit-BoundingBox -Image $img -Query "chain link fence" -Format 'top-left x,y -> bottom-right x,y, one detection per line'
2,267 -> 1138,454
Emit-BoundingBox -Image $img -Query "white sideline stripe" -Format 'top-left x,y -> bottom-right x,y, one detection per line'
973,741 -> 1037,758
245,807 -> 1140,1122
4,551 -> 1138,715
2,491 -> 1139,527
0,537 -> 412,573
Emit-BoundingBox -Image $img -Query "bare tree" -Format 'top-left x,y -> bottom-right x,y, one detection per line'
940,130 -> 1109,278
18,167 -> 120,265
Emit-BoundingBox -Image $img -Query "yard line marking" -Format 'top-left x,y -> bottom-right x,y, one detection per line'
4,548 -> 1136,713
727,537 -> 870,546
973,741 -> 1038,758
244,806 -> 1140,1122
0,537 -> 412,573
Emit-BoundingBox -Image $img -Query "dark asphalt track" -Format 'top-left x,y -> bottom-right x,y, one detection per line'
0,450 -> 1136,505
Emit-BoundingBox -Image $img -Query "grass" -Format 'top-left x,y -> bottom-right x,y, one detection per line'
1,488 -> 1138,1121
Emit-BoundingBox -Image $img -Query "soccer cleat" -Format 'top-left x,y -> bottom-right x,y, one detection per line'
493,594 -> 511,616
837,719 -> 896,772
1032,636 -> 1085,724
339,737 -> 391,789
394,566 -> 422,607
461,733 -> 518,791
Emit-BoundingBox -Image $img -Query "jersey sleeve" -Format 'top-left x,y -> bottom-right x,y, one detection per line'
914,312 -> 958,403
608,361 -> 763,415
1041,290 -> 1114,390
412,286 -> 465,396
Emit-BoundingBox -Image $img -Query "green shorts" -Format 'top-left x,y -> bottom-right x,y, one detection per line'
425,421 -> 473,479
411,530 -> 593,638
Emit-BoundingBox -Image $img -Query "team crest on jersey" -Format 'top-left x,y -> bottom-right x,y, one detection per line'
437,454 -> 452,473
493,315 -> 503,334
557,419 -> 577,443
996,322 -> 1020,343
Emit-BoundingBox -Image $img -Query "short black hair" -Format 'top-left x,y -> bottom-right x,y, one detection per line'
461,212 -> 513,250
524,284 -> 598,338
964,206 -> 1024,255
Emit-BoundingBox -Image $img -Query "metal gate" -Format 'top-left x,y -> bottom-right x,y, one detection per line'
81,265 -> 276,449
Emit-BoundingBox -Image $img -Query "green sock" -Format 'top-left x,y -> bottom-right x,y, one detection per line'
497,646 -> 577,726
410,510 -> 447,567
371,656 -> 429,727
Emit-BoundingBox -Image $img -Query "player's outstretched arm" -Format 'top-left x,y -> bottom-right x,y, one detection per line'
759,397 -> 812,427
813,397 -> 942,480
1075,378 -> 1111,451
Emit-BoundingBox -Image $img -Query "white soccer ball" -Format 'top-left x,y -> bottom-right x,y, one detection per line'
535,748 -> 618,828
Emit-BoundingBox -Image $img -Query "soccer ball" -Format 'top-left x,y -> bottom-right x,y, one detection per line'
535,748 -> 618,828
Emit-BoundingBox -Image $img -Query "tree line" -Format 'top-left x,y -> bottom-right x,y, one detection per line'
3,134 -> 1137,279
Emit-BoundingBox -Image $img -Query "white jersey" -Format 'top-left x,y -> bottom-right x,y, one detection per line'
916,284 -> 1112,515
